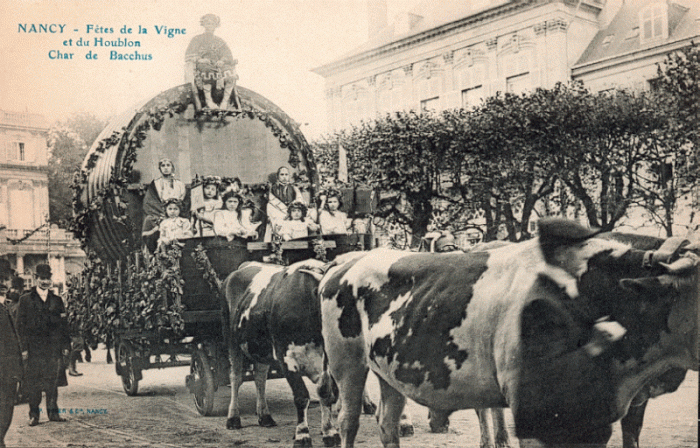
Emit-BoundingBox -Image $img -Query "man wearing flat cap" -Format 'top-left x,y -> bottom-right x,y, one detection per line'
16,264 -> 71,426
0,258 -> 22,447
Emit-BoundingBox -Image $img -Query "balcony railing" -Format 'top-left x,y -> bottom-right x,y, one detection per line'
3,227 -> 75,242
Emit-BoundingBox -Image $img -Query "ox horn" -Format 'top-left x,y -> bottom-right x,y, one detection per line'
659,257 -> 698,275
298,269 -> 324,282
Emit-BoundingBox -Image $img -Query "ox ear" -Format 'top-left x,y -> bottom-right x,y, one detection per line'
619,276 -> 674,298
537,218 -> 602,265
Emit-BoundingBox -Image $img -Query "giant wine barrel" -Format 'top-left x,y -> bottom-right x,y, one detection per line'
73,83 -> 317,262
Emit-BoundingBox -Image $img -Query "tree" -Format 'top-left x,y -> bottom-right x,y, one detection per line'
558,89 -> 663,232
640,42 -> 700,235
333,110 -> 458,245
47,113 -> 107,226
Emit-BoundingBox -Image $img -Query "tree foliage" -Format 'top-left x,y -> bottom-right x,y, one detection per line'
315,73 -> 698,242
47,112 -> 107,226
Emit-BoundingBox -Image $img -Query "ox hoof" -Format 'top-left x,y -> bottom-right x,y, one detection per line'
293,436 -> 313,447
322,433 -> 341,447
226,416 -> 242,430
429,423 -> 449,434
362,399 -> 377,415
399,423 -> 414,437
258,414 -> 277,427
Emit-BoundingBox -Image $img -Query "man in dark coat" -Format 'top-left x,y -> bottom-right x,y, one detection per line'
15,264 -> 71,426
0,258 -> 23,447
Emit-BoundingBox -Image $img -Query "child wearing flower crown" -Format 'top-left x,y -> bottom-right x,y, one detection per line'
214,191 -> 259,241
157,199 -> 193,247
277,202 -> 319,241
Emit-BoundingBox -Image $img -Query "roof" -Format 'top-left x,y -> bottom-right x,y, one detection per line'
575,0 -> 700,67
312,0 -> 542,76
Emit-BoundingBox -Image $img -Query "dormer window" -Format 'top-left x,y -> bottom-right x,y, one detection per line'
640,3 -> 668,43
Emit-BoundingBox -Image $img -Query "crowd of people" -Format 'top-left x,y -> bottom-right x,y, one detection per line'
140,160 -> 357,251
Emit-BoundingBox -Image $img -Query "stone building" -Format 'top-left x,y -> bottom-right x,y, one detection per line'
313,0 -> 610,130
0,109 -> 85,291
312,0 -> 699,242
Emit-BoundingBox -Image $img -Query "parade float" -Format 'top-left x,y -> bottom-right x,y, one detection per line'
66,15 -> 374,415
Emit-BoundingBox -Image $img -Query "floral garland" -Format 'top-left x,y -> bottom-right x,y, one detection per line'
311,235 -> 328,262
70,88 -> 313,255
191,244 -> 222,293
65,243 -> 186,343
268,227 -> 286,265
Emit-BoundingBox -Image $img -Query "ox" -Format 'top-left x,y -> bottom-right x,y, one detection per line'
319,219 -> 698,447
221,258 -> 376,447
222,259 -> 339,447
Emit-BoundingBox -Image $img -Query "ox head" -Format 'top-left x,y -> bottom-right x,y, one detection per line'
514,219 -> 699,444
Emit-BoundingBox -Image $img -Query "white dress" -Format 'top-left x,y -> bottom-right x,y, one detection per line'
319,210 -> 350,235
158,217 -> 193,246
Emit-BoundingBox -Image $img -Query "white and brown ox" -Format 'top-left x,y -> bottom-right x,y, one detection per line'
221,259 -> 376,448
319,219 -> 698,448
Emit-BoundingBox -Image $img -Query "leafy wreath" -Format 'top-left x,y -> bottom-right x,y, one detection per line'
70,86 -> 316,253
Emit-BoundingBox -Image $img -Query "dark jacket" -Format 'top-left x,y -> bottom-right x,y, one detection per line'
0,301 -> 22,383
16,288 -> 71,382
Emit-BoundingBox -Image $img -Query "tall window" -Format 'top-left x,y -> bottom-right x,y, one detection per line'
640,3 -> 668,43
420,97 -> 440,111
506,73 -> 530,94
501,50 -> 532,95
455,62 -> 485,108
416,73 -> 442,111
461,86 -> 483,108
17,142 -> 25,161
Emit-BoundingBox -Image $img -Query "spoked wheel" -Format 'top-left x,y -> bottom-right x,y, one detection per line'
118,340 -> 139,396
191,348 -> 216,416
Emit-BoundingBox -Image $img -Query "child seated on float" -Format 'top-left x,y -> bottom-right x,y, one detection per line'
156,198 -> 193,247
194,181 -> 222,237
213,191 -> 259,241
277,202 -> 319,241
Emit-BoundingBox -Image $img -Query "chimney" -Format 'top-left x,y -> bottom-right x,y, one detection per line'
368,0 -> 388,38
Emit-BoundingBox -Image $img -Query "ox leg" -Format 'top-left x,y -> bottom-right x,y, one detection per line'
285,372 -> 312,447
476,409 -> 494,448
621,401 -> 647,448
335,369 -> 367,448
376,376 -> 406,448
253,362 -> 276,427
491,408 -> 510,448
317,370 -> 340,447
428,408 -> 450,434
226,349 -> 245,430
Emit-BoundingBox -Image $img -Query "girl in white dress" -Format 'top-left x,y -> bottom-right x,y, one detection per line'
214,192 -> 258,241
194,181 -> 222,237
278,202 -> 319,241
156,199 -> 193,247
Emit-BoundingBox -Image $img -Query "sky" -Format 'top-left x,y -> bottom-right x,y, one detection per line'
1,0 -> 418,139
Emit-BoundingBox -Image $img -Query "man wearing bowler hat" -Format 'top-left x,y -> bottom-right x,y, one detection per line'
15,263 -> 71,426
0,258 -> 22,447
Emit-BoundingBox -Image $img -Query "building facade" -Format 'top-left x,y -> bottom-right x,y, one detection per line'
313,0 -> 699,241
0,109 -> 85,291
313,0 -> 608,131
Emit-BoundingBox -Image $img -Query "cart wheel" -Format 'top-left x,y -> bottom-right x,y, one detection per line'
191,348 -> 216,416
118,340 -> 140,396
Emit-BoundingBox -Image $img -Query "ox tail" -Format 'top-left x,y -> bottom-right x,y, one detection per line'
317,352 -> 339,408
